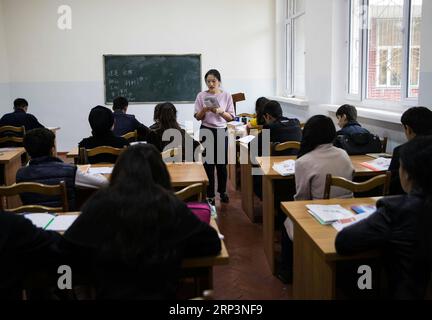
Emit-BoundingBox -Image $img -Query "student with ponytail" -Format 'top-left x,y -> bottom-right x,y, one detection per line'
336,136 -> 432,299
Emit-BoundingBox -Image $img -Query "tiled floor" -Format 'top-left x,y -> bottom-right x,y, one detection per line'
211,183 -> 292,300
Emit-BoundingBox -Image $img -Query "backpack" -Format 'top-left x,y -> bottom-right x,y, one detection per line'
186,202 -> 211,224
334,132 -> 382,155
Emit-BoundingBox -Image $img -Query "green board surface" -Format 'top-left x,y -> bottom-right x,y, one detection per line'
104,54 -> 202,103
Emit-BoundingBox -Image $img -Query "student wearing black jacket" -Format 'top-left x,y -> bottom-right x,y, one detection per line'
335,104 -> 370,136
0,212 -> 62,299
256,100 -> 302,157
388,107 -> 432,195
61,144 -> 221,299
336,136 -> 432,299
79,105 -> 129,164
0,98 -> 45,131
112,96 -> 150,141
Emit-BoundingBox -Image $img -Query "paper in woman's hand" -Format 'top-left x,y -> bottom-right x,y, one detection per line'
204,96 -> 220,108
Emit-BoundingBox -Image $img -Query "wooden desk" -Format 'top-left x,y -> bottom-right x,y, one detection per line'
281,198 -> 379,299
0,147 -> 26,208
256,155 -> 388,274
67,147 -> 79,164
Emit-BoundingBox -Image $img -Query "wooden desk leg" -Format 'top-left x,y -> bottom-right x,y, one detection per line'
4,157 -> 22,208
240,162 -> 254,222
263,175 -> 276,274
293,225 -> 336,300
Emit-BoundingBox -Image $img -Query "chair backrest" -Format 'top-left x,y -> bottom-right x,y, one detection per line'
121,130 -> 138,142
79,146 -> 125,164
175,183 -> 204,202
0,125 -> 26,146
380,137 -> 388,153
273,141 -> 301,153
323,171 -> 391,199
0,181 -> 69,213
231,93 -> 246,114
161,147 -> 180,161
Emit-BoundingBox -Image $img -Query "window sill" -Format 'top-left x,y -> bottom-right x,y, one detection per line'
321,104 -> 403,125
267,96 -> 309,107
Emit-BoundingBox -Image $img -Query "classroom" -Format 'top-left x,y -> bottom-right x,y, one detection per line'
0,0 -> 431,303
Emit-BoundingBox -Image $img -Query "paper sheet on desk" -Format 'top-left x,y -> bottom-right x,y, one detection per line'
332,211 -> 373,232
361,157 -> 391,171
88,167 -> 113,175
46,215 -> 78,231
237,135 -> 256,144
272,160 -> 295,176
306,204 -> 353,224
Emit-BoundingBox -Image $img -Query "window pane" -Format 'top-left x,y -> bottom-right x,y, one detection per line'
349,0 -> 361,95
285,23 -> 291,95
294,0 -> 305,14
293,15 -> 306,97
367,0 -> 404,101
408,0 -> 422,98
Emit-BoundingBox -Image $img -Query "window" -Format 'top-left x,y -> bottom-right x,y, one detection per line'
284,0 -> 306,98
348,0 -> 422,103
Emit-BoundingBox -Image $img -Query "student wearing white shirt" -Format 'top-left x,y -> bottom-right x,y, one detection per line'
16,128 -> 108,210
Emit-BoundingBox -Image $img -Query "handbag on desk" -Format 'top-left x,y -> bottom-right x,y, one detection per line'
187,202 -> 211,224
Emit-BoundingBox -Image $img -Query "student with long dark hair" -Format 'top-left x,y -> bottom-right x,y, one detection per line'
194,69 -> 235,205
336,136 -> 432,299
248,97 -> 270,128
62,144 -> 221,299
148,102 -> 200,160
149,103 -> 162,130
278,115 -> 354,284
295,115 -> 354,200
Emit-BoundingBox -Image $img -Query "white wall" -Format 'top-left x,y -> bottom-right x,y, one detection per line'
0,0 -> 10,108
1,0 -> 275,151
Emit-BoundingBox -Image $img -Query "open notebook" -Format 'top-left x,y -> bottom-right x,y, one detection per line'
24,213 -> 78,231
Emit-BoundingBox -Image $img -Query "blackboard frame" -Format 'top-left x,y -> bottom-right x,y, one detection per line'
103,54 -> 202,104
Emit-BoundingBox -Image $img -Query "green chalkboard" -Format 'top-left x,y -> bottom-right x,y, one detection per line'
104,54 -> 202,104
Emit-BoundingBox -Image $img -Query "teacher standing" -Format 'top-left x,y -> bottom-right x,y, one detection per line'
194,69 -> 235,205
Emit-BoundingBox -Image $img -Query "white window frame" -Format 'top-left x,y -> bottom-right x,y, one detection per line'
347,0 -> 421,108
284,0 -> 306,98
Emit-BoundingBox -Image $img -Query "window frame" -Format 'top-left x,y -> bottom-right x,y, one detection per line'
284,0 -> 306,98
347,0 -> 421,107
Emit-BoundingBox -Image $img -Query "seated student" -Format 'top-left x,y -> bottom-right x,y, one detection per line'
147,102 -> 201,160
79,105 -> 129,164
278,115 -> 354,284
62,144 -> 221,299
253,101 -> 302,200
149,103 -> 162,130
257,100 -> 302,156
247,97 -> 270,128
0,212 -> 62,300
335,104 -> 369,136
0,98 -> 44,147
336,136 -> 432,299
112,96 -> 150,141
16,128 -> 108,210
389,107 -> 432,195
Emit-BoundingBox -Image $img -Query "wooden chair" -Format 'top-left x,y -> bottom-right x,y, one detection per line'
79,146 -> 125,164
0,125 -> 26,146
175,183 -> 204,202
237,113 -> 255,118
161,147 -> 180,160
273,141 -> 301,153
0,181 -> 69,213
231,93 -> 246,114
323,171 -> 391,199
381,137 -> 388,153
121,130 -> 138,142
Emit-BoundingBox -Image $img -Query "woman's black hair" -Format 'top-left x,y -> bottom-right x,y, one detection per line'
90,144 -> 177,266
157,102 -> 181,132
255,97 -> 270,125
399,136 -> 432,278
153,103 -> 162,123
297,115 -> 337,158
88,105 -> 114,136
205,69 -> 221,82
